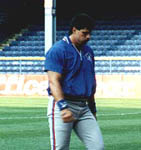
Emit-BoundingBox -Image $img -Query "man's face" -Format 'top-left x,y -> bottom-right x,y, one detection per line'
73,27 -> 91,46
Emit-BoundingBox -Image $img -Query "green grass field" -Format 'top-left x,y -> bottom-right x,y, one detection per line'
0,97 -> 141,150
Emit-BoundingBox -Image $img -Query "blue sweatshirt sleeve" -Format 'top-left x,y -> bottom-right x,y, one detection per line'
45,45 -> 65,74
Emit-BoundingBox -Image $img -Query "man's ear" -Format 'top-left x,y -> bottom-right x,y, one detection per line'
72,27 -> 77,33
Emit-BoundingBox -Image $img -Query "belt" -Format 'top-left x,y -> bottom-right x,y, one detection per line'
64,95 -> 88,102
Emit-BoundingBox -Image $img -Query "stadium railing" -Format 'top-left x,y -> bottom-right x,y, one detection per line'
0,56 -> 141,74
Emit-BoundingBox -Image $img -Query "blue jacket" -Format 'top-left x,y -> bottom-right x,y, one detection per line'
45,36 -> 96,98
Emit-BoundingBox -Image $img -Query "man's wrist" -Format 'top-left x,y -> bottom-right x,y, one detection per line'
57,99 -> 68,111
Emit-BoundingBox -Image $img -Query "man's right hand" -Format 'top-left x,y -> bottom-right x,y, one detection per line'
61,109 -> 75,123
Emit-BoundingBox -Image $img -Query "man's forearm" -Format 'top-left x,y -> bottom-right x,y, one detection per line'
47,71 -> 64,102
49,81 -> 64,101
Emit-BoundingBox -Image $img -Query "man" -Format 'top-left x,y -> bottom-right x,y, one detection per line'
45,13 -> 104,150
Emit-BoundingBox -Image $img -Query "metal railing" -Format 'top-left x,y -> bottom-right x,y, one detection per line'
0,56 -> 141,74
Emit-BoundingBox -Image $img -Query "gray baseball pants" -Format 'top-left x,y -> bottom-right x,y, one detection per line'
47,96 -> 104,150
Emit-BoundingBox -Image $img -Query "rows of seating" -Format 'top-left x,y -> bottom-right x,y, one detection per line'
0,60 -> 45,74
56,28 -> 141,57
1,24 -> 44,57
9,41 -> 44,46
0,59 -> 140,74
0,24 -> 45,74
57,17 -> 141,57
1,17 -> 141,74
95,60 -> 141,74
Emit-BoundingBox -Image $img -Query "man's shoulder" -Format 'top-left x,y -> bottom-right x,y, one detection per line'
48,40 -> 66,53
53,40 -> 68,50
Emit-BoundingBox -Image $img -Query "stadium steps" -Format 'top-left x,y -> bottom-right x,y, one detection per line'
0,28 -> 28,51
0,24 -> 45,74
0,24 -> 44,57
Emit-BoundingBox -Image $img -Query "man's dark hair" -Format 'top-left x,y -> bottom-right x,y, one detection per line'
69,13 -> 94,35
